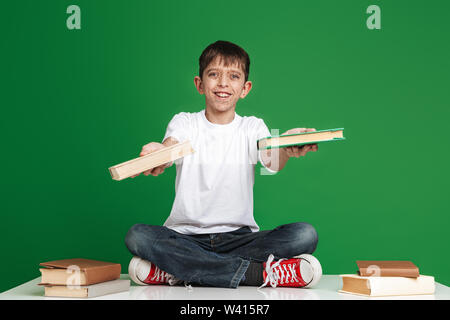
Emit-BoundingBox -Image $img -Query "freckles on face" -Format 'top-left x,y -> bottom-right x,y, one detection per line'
202,62 -> 246,107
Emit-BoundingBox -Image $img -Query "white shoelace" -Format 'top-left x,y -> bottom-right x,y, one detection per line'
258,254 -> 300,289
149,264 -> 192,289
151,266 -> 180,286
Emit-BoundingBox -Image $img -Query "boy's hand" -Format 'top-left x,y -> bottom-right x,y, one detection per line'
130,142 -> 171,178
282,128 -> 318,158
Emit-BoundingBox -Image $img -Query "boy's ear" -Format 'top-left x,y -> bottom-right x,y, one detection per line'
240,81 -> 252,99
194,76 -> 204,94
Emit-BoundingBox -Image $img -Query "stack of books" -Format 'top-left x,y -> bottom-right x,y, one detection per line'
339,260 -> 435,297
38,258 -> 130,298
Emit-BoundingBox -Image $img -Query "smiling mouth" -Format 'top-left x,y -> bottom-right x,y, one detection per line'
214,92 -> 232,99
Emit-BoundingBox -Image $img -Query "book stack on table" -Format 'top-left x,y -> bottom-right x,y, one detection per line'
38,258 -> 130,298
339,260 -> 435,297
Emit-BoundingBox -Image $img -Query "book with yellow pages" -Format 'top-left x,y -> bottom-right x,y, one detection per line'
339,274 -> 435,297
39,258 -> 121,286
109,140 -> 194,181
44,279 -> 130,298
257,128 -> 345,150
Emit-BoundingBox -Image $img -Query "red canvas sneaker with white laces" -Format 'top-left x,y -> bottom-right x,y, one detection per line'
260,253 -> 322,289
128,256 -> 179,286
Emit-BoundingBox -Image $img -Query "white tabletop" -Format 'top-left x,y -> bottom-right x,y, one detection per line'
1,274 -> 449,300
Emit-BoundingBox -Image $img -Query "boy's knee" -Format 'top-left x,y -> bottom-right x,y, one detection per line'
285,222 -> 319,254
124,223 -> 148,255
125,223 -> 167,255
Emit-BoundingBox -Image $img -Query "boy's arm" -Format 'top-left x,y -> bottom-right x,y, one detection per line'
162,136 -> 180,147
260,128 -> 318,172
260,148 -> 289,172
160,136 -> 180,169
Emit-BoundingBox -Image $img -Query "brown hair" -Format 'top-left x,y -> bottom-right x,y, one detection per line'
199,40 -> 250,82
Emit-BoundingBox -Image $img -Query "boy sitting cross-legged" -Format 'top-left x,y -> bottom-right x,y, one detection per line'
125,40 -> 322,289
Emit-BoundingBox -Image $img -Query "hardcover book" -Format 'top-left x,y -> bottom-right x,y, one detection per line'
43,279 -> 130,298
109,140 -> 194,181
356,260 -> 420,278
339,274 -> 435,297
257,128 -> 345,150
39,258 -> 121,286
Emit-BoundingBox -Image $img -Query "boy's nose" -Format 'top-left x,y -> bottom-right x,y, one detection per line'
218,74 -> 229,86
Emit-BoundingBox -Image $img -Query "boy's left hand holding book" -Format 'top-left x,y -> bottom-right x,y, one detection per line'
259,127 -> 318,172
281,128 -> 319,157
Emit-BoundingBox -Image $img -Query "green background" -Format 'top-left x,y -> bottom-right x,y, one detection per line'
1,0 -> 449,292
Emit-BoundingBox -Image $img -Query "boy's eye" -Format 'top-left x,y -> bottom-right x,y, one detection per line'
231,74 -> 240,79
209,72 -> 217,77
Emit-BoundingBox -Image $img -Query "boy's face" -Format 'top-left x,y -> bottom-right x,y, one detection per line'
194,56 -> 252,114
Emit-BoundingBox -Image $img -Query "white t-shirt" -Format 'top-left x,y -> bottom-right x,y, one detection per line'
162,109 -> 276,235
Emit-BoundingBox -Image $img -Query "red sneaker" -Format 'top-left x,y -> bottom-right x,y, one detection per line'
260,254 -> 322,289
128,256 -> 179,286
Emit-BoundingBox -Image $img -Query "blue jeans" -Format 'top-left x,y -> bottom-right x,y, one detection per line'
124,222 -> 318,288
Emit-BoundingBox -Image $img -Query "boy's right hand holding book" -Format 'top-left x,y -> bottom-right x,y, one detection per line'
130,137 -> 179,178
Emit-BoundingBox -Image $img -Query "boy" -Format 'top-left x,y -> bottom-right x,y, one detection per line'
125,40 -> 321,289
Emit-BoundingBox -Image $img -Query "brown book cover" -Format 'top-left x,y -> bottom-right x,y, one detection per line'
39,258 -> 121,286
356,260 -> 419,278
